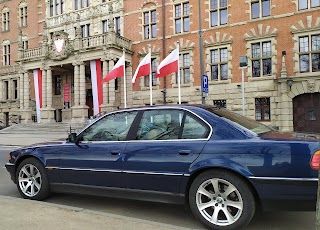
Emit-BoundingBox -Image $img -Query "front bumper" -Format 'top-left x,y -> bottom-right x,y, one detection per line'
5,163 -> 16,183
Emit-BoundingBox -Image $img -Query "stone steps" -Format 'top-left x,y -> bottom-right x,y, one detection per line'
0,122 -> 86,135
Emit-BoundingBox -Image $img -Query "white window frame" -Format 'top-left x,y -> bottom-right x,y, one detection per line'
297,33 -> 320,73
174,2 -> 190,34
2,10 -> 9,31
210,47 -> 229,81
81,24 -> 90,37
298,0 -> 320,10
250,40 -> 272,77
144,58 -> 157,87
251,0 -> 271,19
3,43 -> 10,66
19,6 -> 27,27
143,10 -> 157,40
210,0 -> 228,27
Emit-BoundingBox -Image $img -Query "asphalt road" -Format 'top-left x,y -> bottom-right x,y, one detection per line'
0,147 -> 316,229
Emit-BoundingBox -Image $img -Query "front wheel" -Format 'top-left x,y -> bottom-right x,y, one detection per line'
189,170 -> 255,230
16,158 -> 50,200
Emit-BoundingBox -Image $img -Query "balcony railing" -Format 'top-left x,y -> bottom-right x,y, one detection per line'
19,32 -> 131,61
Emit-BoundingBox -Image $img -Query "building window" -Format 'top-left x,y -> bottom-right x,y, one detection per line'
143,10 -> 157,39
13,80 -> 18,100
54,76 -> 62,95
74,0 -> 90,9
2,11 -> 9,31
3,44 -> 10,66
19,6 -> 27,27
251,0 -> 270,19
81,24 -> 90,37
251,41 -> 272,77
102,20 -> 108,33
299,34 -> 320,72
298,0 -> 320,10
115,17 -> 121,35
210,0 -> 228,27
176,53 -> 190,84
210,48 -> 228,80
51,0 -> 64,16
255,98 -> 270,121
174,2 -> 190,34
4,81 -> 9,100
144,58 -> 157,87
213,99 -> 227,108
23,40 -> 28,50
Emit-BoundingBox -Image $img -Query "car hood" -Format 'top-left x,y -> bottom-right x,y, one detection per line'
259,131 -> 320,142
18,138 -> 67,149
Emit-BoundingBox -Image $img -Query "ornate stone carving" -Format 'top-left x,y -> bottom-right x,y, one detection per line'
307,80 -> 315,93
47,31 -> 73,61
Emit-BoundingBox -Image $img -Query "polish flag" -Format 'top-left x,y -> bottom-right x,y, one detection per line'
156,47 -> 179,78
90,60 -> 104,115
102,55 -> 125,83
33,69 -> 42,123
132,53 -> 151,85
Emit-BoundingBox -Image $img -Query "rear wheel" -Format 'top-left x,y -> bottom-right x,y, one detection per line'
16,158 -> 50,200
189,170 -> 255,230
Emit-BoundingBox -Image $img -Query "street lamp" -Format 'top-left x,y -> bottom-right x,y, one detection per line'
239,56 -> 248,116
198,0 -> 205,104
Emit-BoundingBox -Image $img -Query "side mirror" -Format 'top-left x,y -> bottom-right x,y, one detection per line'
68,133 -> 78,143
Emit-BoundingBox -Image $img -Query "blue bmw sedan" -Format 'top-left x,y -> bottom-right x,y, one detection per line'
5,105 -> 320,229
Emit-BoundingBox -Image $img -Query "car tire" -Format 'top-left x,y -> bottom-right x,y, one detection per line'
16,158 -> 50,200
189,170 -> 255,230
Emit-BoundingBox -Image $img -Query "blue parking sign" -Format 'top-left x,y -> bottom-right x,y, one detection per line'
202,75 -> 208,93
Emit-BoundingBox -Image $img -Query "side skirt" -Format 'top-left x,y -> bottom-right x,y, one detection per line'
50,183 -> 185,205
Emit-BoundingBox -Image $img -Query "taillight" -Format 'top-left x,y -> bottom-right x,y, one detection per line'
310,150 -> 320,170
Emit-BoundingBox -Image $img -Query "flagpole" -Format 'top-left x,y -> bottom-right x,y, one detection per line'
177,42 -> 181,104
148,45 -> 153,106
123,48 -> 127,108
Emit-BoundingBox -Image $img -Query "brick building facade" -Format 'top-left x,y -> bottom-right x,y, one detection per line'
0,0 -> 320,133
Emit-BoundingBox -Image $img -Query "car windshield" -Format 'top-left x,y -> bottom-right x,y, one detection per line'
206,107 -> 273,135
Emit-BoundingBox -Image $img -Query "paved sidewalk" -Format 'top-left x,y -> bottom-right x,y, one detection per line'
0,133 -> 64,146
0,196 -> 189,230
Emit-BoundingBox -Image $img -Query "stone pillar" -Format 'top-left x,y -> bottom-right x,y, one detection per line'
278,82 -> 293,132
24,72 -> 30,109
108,59 -> 116,107
42,69 -> 47,108
0,80 -> 3,101
79,63 -> 86,107
100,59 -> 109,113
47,68 -> 53,108
73,64 -> 80,107
19,73 -> 24,109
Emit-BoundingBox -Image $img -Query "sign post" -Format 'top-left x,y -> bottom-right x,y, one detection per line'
202,74 -> 208,98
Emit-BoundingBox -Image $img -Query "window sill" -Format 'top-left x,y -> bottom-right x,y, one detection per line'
172,83 -> 192,88
141,86 -> 158,91
209,79 -> 231,85
248,76 -> 275,82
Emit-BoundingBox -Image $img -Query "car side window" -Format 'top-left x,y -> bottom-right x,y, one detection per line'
181,114 -> 208,139
136,109 -> 184,140
81,111 -> 138,142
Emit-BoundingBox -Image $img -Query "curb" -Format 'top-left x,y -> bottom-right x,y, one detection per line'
0,195 -> 197,230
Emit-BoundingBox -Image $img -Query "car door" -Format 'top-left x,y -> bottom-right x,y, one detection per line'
59,110 -> 138,188
123,108 -> 210,194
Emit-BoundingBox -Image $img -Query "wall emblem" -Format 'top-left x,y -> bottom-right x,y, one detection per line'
48,31 -> 73,60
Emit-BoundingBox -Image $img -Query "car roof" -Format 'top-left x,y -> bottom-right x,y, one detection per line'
114,104 -> 219,112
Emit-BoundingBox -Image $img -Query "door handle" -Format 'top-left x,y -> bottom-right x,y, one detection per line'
110,150 -> 121,155
179,150 -> 192,155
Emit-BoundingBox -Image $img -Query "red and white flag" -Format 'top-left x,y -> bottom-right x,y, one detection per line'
33,69 -> 42,123
90,60 -> 104,116
132,53 -> 151,84
102,55 -> 125,83
156,47 -> 179,78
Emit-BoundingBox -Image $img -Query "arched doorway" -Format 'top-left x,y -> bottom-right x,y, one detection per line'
293,93 -> 320,133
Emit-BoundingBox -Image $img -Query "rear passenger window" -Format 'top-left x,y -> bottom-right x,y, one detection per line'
182,114 -> 208,139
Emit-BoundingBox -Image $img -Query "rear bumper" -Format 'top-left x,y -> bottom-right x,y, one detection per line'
250,177 -> 318,211
5,163 -> 16,183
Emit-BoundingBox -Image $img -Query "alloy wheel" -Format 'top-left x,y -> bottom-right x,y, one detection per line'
18,164 -> 42,197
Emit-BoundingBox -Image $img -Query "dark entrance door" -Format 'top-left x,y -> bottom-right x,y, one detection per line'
293,93 -> 320,133
86,89 -> 94,118
4,112 -> 9,127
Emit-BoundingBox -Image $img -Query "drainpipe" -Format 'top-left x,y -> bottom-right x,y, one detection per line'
198,0 -> 205,104
162,0 -> 167,104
